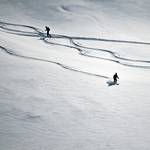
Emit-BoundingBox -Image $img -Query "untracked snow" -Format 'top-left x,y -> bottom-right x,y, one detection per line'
0,0 -> 150,150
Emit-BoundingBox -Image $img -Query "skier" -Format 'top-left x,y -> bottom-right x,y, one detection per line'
113,73 -> 119,83
45,26 -> 51,37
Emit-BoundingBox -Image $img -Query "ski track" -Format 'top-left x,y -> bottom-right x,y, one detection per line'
0,21 -> 150,72
44,38 -> 150,69
0,46 -> 108,79
71,39 -> 150,63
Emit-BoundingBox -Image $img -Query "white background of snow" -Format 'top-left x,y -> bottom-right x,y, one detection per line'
0,0 -> 150,149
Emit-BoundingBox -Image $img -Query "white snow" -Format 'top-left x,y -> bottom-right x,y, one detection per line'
0,0 -> 150,150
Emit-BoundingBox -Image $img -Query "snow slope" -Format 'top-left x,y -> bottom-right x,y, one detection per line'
0,0 -> 150,149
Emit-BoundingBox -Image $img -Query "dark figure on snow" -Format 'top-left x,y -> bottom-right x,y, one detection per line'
113,73 -> 119,83
45,26 -> 51,37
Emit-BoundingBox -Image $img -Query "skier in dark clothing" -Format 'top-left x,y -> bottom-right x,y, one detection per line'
113,73 -> 119,83
45,26 -> 51,37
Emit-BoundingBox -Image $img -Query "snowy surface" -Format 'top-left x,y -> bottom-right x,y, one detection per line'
0,0 -> 150,149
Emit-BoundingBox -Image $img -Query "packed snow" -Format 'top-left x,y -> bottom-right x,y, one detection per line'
0,0 -> 150,149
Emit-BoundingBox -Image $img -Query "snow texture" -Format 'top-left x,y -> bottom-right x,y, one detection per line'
0,0 -> 150,150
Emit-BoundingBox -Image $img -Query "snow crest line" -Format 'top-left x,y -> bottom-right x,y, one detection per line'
0,21 -> 150,69
0,46 -> 108,79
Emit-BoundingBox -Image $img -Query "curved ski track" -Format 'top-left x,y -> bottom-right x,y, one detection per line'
0,46 -> 108,79
0,21 -> 150,79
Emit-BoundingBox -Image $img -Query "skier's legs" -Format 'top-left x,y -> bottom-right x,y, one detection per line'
114,78 -> 117,83
47,31 -> 51,37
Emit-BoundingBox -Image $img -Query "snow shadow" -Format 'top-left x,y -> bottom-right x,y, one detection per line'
106,80 -> 118,86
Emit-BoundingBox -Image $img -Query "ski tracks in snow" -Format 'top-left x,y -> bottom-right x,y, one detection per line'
0,46 -> 108,79
0,21 -> 150,79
